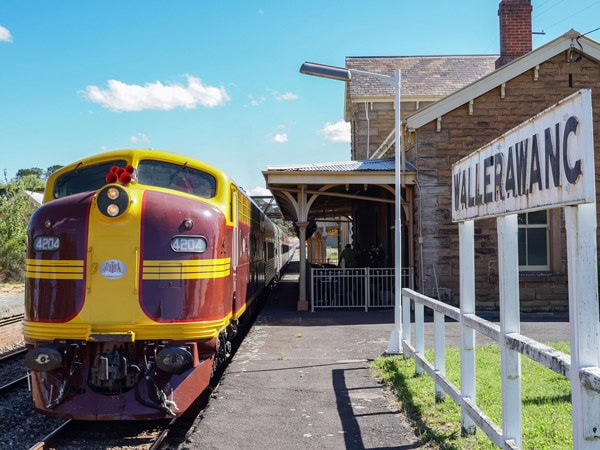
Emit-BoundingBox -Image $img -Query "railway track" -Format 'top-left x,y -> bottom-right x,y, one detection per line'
0,347 -> 66,449
0,347 -> 28,393
26,384 -> 215,449
29,418 -> 173,450
0,373 -> 28,393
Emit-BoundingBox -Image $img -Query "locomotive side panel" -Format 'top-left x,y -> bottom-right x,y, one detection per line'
230,186 -> 250,320
139,190 -> 232,322
25,192 -> 92,322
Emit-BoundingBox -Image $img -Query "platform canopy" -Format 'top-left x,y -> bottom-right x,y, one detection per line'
262,158 -> 416,222
263,157 -> 416,311
263,159 -> 416,311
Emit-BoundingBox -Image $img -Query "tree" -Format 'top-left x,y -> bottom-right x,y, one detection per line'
0,177 -> 35,281
16,167 -> 44,180
272,218 -> 295,237
0,166 -> 48,281
45,165 -> 63,178
18,173 -> 45,191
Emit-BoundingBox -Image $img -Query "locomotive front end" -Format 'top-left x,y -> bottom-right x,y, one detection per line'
24,150 -> 233,420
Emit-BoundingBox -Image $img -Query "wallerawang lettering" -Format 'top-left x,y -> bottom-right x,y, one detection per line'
451,89 -> 594,222
453,116 -> 581,210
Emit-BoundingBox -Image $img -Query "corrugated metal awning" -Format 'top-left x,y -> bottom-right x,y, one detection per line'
262,158 -> 415,222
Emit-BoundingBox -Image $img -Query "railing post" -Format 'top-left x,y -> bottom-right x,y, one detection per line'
310,267 -> 315,312
364,268 -> 369,312
402,293 -> 411,352
459,220 -> 476,436
434,310 -> 446,401
565,204 -> 600,448
497,214 -> 522,447
415,301 -> 424,376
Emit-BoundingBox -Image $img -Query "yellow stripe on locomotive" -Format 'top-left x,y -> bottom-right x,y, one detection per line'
25,259 -> 84,279
23,315 -> 231,341
142,257 -> 231,279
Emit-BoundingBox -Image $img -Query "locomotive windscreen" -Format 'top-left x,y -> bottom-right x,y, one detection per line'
137,159 -> 216,198
53,159 -> 127,199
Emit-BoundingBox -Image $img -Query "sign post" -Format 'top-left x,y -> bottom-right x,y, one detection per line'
452,89 -> 600,447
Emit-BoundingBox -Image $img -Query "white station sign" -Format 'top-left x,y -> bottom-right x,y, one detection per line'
452,89 -> 595,222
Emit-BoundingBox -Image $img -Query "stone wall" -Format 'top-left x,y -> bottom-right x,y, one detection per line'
406,52 -> 600,311
351,101 -> 431,160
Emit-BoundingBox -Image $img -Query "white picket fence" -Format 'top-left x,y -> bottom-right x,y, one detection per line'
309,267 -> 413,311
398,285 -> 600,449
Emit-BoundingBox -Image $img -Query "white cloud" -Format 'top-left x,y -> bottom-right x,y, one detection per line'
0,25 -> 13,42
247,94 -> 266,107
272,133 -> 288,143
130,132 -> 150,144
82,75 -> 230,112
319,120 -> 350,143
250,186 -> 271,196
274,92 -> 298,101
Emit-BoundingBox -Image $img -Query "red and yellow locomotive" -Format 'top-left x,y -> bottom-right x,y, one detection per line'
24,149 -> 294,420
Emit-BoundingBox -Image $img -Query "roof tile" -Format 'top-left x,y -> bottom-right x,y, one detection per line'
346,55 -> 498,98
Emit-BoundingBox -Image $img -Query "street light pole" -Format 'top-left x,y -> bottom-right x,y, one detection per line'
389,68 -> 402,354
300,62 -> 403,354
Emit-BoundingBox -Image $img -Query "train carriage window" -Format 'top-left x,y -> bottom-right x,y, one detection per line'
53,160 -> 127,199
137,160 -> 216,198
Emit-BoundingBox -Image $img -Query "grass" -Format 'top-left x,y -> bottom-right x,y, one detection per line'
372,342 -> 572,449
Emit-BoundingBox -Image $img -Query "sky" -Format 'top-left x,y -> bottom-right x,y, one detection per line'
1,1 -> 600,195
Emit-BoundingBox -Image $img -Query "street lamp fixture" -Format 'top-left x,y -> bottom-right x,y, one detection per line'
299,62 -> 352,81
300,61 -> 403,354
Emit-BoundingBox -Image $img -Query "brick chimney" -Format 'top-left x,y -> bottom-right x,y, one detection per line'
496,0 -> 533,69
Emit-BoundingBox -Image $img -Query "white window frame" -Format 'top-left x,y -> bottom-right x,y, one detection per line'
518,210 -> 550,271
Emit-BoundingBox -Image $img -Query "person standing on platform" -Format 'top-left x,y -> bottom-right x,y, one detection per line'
339,243 -> 357,268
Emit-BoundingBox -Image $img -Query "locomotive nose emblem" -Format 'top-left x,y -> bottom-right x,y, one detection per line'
100,259 -> 127,279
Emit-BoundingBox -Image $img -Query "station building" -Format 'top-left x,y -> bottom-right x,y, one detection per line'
265,0 -> 600,312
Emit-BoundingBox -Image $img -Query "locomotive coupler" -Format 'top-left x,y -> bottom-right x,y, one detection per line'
47,344 -> 81,409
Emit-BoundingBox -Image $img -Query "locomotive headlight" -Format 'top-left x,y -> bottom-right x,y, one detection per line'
106,204 -> 120,216
97,185 -> 129,218
106,187 -> 120,200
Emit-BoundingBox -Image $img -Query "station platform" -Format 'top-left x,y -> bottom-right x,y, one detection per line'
179,261 -> 422,449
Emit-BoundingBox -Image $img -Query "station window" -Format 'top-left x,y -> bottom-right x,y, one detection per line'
518,210 -> 549,271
